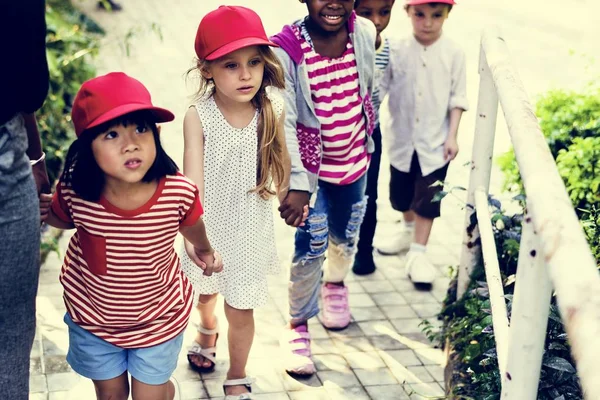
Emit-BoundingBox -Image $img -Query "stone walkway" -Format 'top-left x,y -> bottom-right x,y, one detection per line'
29,0 -> 597,399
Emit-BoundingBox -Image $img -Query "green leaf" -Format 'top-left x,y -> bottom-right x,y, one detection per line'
432,190 -> 448,203
543,357 -> 576,373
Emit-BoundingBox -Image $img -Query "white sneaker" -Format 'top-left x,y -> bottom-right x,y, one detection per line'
405,251 -> 436,285
377,229 -> 413,255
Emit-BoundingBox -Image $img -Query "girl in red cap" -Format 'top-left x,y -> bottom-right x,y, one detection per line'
270,0 -> 377,375
180,6 -> 302,399
41,72 -> 222,400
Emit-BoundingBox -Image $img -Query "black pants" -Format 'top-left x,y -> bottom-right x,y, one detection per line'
356,126 -> 382,257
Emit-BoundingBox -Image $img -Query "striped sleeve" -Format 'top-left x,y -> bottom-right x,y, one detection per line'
176,175 -> 203,226
50,182 -> 72,223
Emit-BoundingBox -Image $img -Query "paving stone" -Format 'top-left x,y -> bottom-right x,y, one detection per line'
414,348 -> 446,366
425,365 -> 445,382
324,385 -> 371,400
359,280 -> 395,293
280,371 -> 323,392
379,305 -> 419,320
30,374 -> 48,393
368,335 -> 410,351
348,293 -> 376,308
252,393 -> 291,400
365,384 -> 411,400
332,336 -> 375,353
391,318 -> 427,335
379,350 -> 422,369
44,356 -> 72,374
317,369 -> 360,388
411,303 -> 442,318
311,338 -> 341,355
350,306 -> 386,322
371,292 -> 408,306
356,320 -> 396,337
343,351 -> 386,370
46,372 -> 80,392
327,323 -> 364,339
353,367 -> 398,386
178,380 -> 208,399
287,389 -> 329,399
312,354 -> 350,372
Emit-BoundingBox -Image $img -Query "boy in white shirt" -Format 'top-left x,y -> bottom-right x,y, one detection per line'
378,0 -> 468,286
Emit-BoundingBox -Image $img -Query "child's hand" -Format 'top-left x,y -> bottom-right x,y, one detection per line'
279,190 -> 310,227
299,205 -> 309,227
197,250 -> 223,277
39,192 -> 52,223
443,137 -> 459,161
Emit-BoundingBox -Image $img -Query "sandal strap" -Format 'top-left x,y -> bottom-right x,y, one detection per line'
223,376 -> 254,390
197,317 -> 219,335
187,341 -> 216,364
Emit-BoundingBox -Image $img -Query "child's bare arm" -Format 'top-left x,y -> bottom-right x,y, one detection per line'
44,207 -> 75,230
276,109 -> 291,203
183,107 -> 205,203
180,218 -> 223,276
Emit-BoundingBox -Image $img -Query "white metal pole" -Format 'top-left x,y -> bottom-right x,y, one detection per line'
481,26 -> 600,399
475,188 -> 509,376
457,44 -> 499,299
501,213 -> 553,399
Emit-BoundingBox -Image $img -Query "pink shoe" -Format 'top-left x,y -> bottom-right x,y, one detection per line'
279,325 -> 316,375
319,283 -> 351,329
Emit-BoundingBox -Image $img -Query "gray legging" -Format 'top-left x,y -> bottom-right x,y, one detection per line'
0,115 -> 41,400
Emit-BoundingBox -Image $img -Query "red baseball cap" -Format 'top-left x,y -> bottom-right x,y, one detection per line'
406,0 -> 455,4
71,72 -> 174,137
194,6 -> 278,61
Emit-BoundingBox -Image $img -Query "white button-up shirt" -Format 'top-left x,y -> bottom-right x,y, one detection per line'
380,34 -> 469,175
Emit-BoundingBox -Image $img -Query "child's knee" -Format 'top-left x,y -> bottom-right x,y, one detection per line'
198,293 -> 218,306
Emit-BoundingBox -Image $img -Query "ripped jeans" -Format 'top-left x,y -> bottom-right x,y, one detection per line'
289,176 -> 367,325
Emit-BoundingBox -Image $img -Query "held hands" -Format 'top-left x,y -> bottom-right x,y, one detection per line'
443,137 -> 459,161
278,190 -> 310,227
184,239 -> 224,277
39,193 -> 52,223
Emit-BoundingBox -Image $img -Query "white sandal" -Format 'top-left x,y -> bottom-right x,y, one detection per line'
223,376 -> 254,400
187,318 -> 219,373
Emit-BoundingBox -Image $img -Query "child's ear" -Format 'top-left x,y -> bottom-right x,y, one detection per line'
200,67 -> 213,80
157,125 -> 162,134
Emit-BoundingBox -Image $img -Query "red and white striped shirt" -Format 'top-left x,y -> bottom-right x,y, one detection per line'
51,174 -> 202,348
300,25 -> 369,185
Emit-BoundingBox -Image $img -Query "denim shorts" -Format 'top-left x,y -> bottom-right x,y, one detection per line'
64,314 -> 184,385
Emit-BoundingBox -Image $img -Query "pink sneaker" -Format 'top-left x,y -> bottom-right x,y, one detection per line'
319,283 -> 351,329
279,325 -> 316,375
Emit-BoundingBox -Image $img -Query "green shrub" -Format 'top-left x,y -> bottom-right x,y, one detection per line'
39,0 -> 103,184
498,87 -> 600,205
556,137 -> 600,211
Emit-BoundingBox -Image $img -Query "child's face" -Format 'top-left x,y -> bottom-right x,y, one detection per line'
304,0 -> 355,33
407,3 -> 449,46
355,0 -> 394,38
91,121 -> 157,186
203,46 -> 265,104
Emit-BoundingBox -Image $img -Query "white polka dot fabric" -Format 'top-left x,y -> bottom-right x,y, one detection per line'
180,90 -> 284,310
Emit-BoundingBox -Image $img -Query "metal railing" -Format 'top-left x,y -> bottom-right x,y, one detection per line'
457,27 -> 600,399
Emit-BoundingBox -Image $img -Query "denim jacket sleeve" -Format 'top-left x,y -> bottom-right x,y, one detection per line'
273,47 -> 311,193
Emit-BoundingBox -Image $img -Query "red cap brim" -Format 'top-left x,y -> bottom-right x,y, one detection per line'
80,103 -> 175,136
205,37 -> 279,61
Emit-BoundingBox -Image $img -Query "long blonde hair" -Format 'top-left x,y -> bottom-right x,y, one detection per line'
187,45 -> 288,199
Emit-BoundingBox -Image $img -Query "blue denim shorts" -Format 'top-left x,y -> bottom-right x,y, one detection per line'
64,313 -> 183,385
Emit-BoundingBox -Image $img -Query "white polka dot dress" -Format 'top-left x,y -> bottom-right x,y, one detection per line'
180,91 -> 283,310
